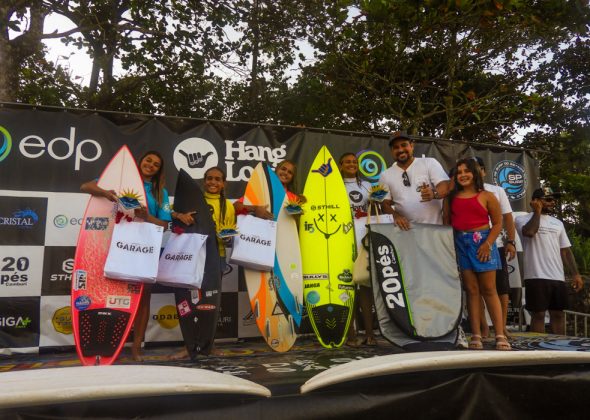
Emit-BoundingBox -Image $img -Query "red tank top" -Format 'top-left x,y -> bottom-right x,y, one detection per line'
451,193 -> 490,231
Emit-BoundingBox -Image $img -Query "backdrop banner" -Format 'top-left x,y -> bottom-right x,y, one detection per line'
0,104 -> 539,354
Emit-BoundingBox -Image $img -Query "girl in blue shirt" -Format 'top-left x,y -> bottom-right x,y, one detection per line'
82,150 -> 194,361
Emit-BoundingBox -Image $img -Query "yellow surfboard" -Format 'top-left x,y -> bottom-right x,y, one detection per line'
299,146 -> 355,348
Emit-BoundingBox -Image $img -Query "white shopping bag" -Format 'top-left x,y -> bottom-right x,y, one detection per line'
353,213 -> 394,253
157,232 -> 207,289
229,214 -> 277,271
104,220 -> 164,283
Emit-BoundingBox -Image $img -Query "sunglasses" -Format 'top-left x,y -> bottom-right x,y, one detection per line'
402,171 -> 411,187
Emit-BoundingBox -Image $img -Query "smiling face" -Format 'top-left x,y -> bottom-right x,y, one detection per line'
276,161 -> 295,186
456,163 -> 474,188
339,154 -> 359,178
204,168 -> 225,194
139,153 -> 162,180
390,139 -> 414,166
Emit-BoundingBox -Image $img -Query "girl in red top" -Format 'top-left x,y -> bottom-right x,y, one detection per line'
443,158 -> 510,350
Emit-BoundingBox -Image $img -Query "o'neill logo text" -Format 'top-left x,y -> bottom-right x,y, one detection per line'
0,209 -> 39,229
0,125 -> 12,162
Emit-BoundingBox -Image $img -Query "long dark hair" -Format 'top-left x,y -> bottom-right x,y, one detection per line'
138,150 -> 165,206
449,158 -> 485,203
276,159 -> 299,193
339,152 -> 362,187
204,166 -> 227,224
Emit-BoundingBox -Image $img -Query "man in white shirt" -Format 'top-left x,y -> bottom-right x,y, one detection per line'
475,157 -> 517,339
515,187 -> 584,334
380,131 -> 450,229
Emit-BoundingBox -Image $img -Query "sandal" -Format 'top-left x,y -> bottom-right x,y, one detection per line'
468,335 -> 483,350
363,336 -> 377,347
346,337 -> 364,348
495,335 -> 512,351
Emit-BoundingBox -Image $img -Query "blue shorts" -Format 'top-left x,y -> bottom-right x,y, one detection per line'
454,229 -> 501,273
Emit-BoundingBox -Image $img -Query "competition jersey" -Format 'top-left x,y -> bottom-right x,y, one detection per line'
343,178 -> 372,217
379,157 -> 448,225
143,181 -> 172,221
515,213 -> 571,281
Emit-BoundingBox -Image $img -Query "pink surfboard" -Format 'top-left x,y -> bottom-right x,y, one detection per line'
71,146 -> 146,365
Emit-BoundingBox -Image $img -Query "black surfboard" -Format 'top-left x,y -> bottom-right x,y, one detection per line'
172,169 -> 221,358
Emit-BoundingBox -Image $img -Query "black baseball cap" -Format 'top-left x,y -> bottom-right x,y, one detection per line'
474,156 -> 485,168
532,186 -> 562,199
388,131 -> 412,147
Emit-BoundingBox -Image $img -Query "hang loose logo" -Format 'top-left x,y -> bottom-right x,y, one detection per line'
312,158 -> 333,177
179,150 -> 214,169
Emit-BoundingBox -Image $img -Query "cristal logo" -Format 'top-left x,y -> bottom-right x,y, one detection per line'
0,209 -> 38,229
17,127 -> 102,170
0,125 -> 12,162
173,137 -> 219,179
0,316 -> 31,328
492,160 -> 527,201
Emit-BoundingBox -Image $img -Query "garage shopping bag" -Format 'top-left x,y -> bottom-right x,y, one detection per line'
157,232 -> 207,289
104,220 -> 164,283
230,214 -> 277,271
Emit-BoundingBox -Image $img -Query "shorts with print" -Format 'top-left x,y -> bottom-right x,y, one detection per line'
524,279 -> 569,312
454,229 -> 502,273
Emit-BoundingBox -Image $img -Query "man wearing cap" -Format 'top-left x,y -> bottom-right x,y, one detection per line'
515,187 -> 584,334
475,156 -> 517,339
380,131 -> 450,229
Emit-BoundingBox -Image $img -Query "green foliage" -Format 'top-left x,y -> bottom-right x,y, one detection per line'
569,230 -> 590,274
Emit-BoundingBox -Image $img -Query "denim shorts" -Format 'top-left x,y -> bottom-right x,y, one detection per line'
454,229 -> 501,272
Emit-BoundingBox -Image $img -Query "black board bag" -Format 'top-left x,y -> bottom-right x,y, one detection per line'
172,169 -> 221,358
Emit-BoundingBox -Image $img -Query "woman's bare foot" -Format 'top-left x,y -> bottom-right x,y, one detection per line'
169,348 -> 189,361
131,347 -> 144,362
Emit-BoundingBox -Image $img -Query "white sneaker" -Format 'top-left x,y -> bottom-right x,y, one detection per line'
456,325 -> 468,349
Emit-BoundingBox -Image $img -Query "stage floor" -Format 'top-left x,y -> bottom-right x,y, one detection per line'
2,332 -> 590,395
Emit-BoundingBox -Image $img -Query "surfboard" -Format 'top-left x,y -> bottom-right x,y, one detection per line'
0,365 -> 270,409
71,145 -> 145,366
300,350 -> 590,393
299,146 -> 355,348
172,169 -> 221,358
242,162 -> 303,352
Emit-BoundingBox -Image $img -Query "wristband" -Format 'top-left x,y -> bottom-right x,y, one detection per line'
506,239 -> 516,247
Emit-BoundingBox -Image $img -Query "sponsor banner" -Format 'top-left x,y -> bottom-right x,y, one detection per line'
216,292 -> 238,339
145,293 -> 183,343
0,246 -> 44,297
41,246 -> 75,295
0,297 -> 40,349
237,290 -> 259,338
39,295 -> 74,348
45,192 -> 88,246
0,196 -> 47,245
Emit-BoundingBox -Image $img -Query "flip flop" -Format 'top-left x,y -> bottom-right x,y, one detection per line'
363,336 -> 377,347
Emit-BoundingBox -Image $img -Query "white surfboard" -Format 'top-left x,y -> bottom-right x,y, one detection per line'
300,350 -> 590,393
0,365 -> 271,409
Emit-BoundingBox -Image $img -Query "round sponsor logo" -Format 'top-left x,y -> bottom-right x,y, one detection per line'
0,125 -> 12,162
154,305 -> 179,329
54,214 -> 68,228
173,137 -> 219,179
306,290 -> 320,305
74,295 -> 91,310
492,160 -> 527,201
357,150 -> 387,182
52,306 -> 72,335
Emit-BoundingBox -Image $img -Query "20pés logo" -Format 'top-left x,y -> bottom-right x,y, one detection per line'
0,125 -> 12,162
492,160 -> 527,201
173,137 -> 219,179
